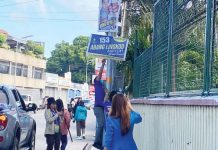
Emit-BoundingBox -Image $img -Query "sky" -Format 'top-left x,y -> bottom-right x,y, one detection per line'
0,0 -> 100,57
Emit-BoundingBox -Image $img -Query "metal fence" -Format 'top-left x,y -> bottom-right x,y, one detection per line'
133,0 -> 218,98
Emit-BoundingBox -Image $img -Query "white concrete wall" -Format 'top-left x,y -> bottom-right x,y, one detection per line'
132,103 -> 218,150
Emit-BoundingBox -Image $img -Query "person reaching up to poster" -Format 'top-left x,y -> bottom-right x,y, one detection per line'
93,59 -> 107,150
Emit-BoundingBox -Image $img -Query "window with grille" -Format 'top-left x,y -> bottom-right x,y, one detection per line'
0,60 -> 10,74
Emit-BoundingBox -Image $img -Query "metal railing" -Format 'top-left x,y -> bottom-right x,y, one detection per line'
133,0 -> 218,98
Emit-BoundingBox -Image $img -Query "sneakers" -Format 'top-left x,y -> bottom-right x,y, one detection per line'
76,136 -> 83,140
82,134 -> 86,139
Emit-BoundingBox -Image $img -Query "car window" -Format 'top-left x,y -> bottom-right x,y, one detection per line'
12,90 -> 22,107
21,95 -> 28,102
17,91 -> 27,110
0,89 -> 8,104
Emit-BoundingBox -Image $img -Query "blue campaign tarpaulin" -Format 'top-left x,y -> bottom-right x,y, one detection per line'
86,34 -> 128,61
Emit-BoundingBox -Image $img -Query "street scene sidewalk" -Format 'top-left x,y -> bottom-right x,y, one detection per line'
31,110 -> 96,150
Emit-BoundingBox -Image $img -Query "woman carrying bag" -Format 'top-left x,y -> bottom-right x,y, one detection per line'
44,97 -> 62,150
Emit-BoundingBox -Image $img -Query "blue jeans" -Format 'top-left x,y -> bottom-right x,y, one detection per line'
93,107 -> 105,148
61,135 -> 67,150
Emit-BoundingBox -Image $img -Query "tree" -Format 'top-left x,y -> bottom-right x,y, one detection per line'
25,41 -> 44,56
0,33 -> 6,47
46,36 -> 94,84
117,0 -> 153,95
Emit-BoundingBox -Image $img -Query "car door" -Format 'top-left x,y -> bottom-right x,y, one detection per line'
11,89 -> 30,143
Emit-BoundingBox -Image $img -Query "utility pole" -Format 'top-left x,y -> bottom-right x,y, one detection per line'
106,0 -> 129,92
106,33 -> 113,91
121,0 -> 129,38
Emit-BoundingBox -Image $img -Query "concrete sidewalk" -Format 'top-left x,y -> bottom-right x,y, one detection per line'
65,134 -> 95,150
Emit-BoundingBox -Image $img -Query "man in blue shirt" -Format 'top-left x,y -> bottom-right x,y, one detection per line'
93,59 -> 107,150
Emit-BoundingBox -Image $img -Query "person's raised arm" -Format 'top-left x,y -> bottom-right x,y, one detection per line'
96,59 -> 106,81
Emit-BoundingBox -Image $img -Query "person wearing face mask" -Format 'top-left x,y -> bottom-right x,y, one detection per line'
93,59 -> 107,150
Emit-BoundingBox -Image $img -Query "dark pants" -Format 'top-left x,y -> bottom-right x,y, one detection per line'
76,121 -> 86,136
45,133 -> 61,150
61,135 -> 68,150
93,107 -> 105,149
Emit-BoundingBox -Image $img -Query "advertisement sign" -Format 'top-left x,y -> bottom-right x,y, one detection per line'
98,0 -> 121,32
46,73 -> 58,85
87,34 -> 128,61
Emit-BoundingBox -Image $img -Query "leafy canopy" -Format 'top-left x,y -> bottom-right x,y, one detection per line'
46,36 -> 94,84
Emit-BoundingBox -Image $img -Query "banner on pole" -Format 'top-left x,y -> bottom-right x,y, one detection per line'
98,0 -> 121,32
95,58 -> 107,80
87,34 -> 128,61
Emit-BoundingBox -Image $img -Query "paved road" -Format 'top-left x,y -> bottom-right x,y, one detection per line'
31,109 -> 96,150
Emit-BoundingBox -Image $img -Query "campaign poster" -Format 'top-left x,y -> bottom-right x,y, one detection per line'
98,0 -> 121,32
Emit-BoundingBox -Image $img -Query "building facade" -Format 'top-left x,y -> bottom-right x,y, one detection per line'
0,48 -> 46,105
45,72 -> 84,107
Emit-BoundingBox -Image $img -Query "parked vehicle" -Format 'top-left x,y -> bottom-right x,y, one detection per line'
21,94 -> 38,113
0,85 -> 37,150
21,94 -> 32,106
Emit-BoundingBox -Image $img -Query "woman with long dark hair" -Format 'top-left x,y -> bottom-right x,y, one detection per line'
56,99 -> 72,150
44,97 -> 62,150
103,94 -> 142,150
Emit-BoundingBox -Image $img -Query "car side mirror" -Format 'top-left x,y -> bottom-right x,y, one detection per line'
26,103 -> 37,112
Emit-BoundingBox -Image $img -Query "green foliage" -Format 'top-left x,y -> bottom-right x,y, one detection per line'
176,50 -> 204,91
117,17 -> 152,95
46,36 -> 94,84
1,43 -> 10,49
175,23 -> 205,91
212,50 -> 218,88
25,51 -> 35,56
0,33 -> 6,46
25,41 -> 44,56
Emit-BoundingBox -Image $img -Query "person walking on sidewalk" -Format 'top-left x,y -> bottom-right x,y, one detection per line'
75,100 -> 87,140
93,59 -> 107,150
44,97 -> 62,150
103,94 -> 142,150
56,99 -> 71,150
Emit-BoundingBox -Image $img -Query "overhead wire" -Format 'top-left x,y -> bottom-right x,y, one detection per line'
0,0 -> 39,8
0,16 -> 97,22
0,10 -> 98,14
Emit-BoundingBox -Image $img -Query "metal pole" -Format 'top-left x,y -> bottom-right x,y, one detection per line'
210,0 -> 216,90
106,59 -> 112,91
134,30 -> 138,60
166,0 -> 173,97
14,41 -> 18,86
203,0 -> 213,95
106,32 -> 113,91
86,61 -> 88,83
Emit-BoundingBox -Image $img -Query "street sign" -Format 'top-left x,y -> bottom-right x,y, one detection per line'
87,34 -> 128,61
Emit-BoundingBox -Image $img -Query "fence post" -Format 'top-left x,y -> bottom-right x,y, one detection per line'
210,0 -> 216,91
166,0 -> 173,97
203,0 -> 213,96
134,30 -> 138,60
